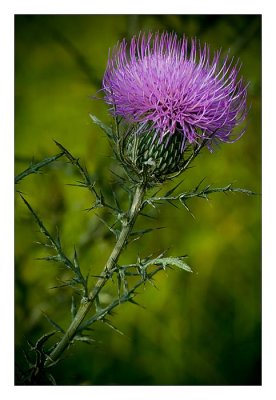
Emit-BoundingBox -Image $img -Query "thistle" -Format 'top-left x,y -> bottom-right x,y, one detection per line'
15,32 -> 254,385
103,32 -> 247,154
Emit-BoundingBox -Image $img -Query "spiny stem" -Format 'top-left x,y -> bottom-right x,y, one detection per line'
44,184 -> 146,367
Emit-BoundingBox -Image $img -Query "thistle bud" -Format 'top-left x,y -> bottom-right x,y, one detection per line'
124,127 -> 184,183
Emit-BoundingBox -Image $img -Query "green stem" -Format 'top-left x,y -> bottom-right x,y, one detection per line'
44,184 -> 146,367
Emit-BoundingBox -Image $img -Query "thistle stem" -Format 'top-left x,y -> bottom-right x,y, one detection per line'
44,184 -> 146,367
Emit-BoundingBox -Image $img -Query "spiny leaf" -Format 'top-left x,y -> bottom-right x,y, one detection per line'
26,338 -> 35,351
66,181 -> 89,189
47,374 -> 56,385
73,335 -> 96,344
179,197 -> 196,219
71,296 -> 77,320
117,271 -> 122,299
34,241 -> 54,249
20,196 -> 75,270
95,295 -> 102,313
85,198 -> 105,212
127,296 -> 145,309
118,268 -> 129,294
50,278 -> 83,291
66,179 -> 97,194
167,199 -> 179,209
112,190 -> 122,213
54,141 -> 98,196
109,168 -> 126,182
185,183 -> 257,199
164,179 -> 184,197
127,226 -> 165,246
89,113 -> 114,139
54,140 -> 77,164
151,188 -> 162,197
130,226 -> 165,237
35,331 -> 56,350
143,183 -> 257,215
96,214 -> 120,239
19,194 -> 55,246
55,227 -> 62,249
73,247 -> 80,271
102,318 -> 125,336
139,212 -> 156,220
15,152 -> 64,184
22,349 -> 34,368
144,256 -> 192,273
42,312 -> 65,333
36,255 -> 62,263
193,177 -> 207,192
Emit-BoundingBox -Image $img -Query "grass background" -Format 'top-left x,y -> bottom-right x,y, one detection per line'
15,14 -> 261,385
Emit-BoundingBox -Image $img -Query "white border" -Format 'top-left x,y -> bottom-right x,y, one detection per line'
0,0 -> 264,15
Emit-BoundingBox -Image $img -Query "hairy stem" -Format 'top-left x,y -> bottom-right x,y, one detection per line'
44,184 -> 146,367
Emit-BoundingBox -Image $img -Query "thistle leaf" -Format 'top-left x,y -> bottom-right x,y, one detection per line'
15,152 -> 64,184
42,312 -> 65,333
102,318 -> 125,336
118,268 -> 129,294
112,190 -> 122,212
47,374 -> 56,385
22,349 -> 35,368
95,295 -> 102,313
71,296 -> 77,320
73,247 -> 80,271
127,296 -> 145,309
36,255 -> 62,263
139,212 -> 156,220
73,335 -> 96,344
130,226 -> 165,237
96,214 -> 120,239
89,113 -> 114,139
194,177 -> 207,192
164,179 -> 184,197
179,198 -> 196,219
19,194 -> 55,245
35,331 -> 56,350
167,199 -> 179,209
117,271 -> 122,298
144,256 -> 192,273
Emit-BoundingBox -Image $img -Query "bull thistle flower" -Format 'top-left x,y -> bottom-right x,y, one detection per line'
103,32 -> 248,183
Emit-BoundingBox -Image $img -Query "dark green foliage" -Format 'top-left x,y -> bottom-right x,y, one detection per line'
16,332 -> 57,385
16,130 -> 257,384
19,194 -> 88,297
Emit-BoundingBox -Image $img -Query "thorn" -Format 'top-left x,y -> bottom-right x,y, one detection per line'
165,179 -> 184,197
194,177 -> 207,192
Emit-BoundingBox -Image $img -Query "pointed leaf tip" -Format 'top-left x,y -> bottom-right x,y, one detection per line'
89,114 -> 114,139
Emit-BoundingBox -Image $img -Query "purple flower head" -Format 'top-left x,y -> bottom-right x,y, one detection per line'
102,32 -> 248,150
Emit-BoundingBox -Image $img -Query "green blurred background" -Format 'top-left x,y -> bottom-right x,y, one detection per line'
15,15 -> 261,385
